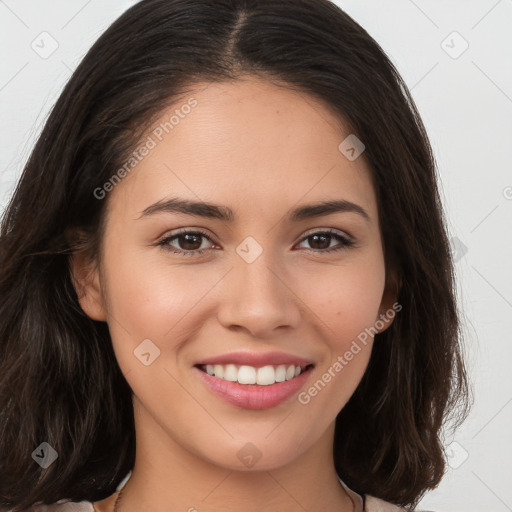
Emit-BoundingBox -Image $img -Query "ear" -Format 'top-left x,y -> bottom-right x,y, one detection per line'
375,271 -> 402,334
69,249 -> 107,321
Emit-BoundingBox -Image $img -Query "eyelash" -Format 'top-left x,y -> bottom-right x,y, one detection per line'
156,228 -> 355,257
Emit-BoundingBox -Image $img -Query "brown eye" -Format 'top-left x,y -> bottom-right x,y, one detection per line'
296,230 -> 354,253
157,229 -> 215,256
174,233 -> 204,251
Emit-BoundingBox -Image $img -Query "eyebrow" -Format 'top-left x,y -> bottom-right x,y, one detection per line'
138,197 -> 370,223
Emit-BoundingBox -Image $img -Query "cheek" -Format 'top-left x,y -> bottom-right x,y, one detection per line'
293,256 -> 385,407
300,257 -> 386,343
101,241 -> 224,358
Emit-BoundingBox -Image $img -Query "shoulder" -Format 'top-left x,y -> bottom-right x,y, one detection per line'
365,495 -> 436,512
19,501 -> 95,512
365,495 -> 407,511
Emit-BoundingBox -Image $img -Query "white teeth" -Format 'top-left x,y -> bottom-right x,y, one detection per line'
238,365 -> 256,384
223,364 -> 238,381
275,365 -> 287,382
213,364 -> 224,379
256,365 -> 275,386
201,363 -> 309,385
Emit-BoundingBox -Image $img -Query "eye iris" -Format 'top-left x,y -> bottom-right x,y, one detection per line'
179,233 -> 202,250
309,233 -> 331,250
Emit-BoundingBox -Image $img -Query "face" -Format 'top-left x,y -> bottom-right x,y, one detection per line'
73,76 -> 396,473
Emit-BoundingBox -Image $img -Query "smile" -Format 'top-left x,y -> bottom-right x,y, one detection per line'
194,363 -> 315,410
197,363 -> 313,385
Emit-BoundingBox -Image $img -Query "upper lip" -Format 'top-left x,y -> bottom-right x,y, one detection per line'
194,351 -> 314,368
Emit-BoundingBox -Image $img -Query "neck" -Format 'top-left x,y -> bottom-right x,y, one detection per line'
116,474 -> 354,512
114,399 -> 355,512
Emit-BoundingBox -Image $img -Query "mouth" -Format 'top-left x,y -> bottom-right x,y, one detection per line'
193,362 -> 316,410
194,363 -> 315,386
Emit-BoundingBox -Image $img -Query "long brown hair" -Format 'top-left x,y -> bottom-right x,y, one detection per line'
0,0 -> 470,510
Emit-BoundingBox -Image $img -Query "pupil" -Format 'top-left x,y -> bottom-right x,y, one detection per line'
310,234 -> 330,250
181,234 -> 201,250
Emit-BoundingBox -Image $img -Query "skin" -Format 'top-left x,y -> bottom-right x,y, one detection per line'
71,75 -> 397,512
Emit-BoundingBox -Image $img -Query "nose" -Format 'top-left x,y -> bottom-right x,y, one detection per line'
216,254 -> 301,338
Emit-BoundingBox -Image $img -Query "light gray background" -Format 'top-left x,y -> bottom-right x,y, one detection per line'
1,1 -> 511,510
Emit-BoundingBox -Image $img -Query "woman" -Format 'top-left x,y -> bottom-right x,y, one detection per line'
0,1 -> 470,511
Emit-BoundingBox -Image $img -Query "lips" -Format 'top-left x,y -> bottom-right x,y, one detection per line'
192,350 -> 315,410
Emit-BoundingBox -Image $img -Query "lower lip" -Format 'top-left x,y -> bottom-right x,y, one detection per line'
193,365 -> 314,410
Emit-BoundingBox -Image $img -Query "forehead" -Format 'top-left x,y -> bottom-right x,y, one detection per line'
107,76 -> 377,223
